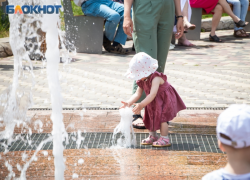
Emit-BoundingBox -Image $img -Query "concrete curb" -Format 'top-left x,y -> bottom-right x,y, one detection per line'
202,16 -> 234,32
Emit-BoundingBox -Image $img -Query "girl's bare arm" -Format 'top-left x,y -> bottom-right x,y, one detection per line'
127,86 -> 143,105
140,77 -> 161,107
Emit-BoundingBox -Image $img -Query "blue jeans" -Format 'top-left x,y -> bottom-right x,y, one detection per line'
82,0 -> 127,45
227,0 -> 249,30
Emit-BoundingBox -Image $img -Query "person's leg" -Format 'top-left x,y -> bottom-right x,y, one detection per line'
239,0 -> 250,36
109,1 -> 128,45
178,34 -> 195,46
141,131 -> 159,145
227,0 -> 249,37
132,0 -> 159,95
218,0 -> 245,23
81,0 -> 120,42
131,0 -> 160,127
157,0 -> 175,73
160,122 -> 169,136
211,4 -> 223,36
152,122 -> 171,147
239,0 -> 249,22
227,0 -> 241,30
182,0 -> 194,29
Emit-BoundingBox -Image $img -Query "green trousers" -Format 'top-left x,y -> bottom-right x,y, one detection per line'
132,0 -> 175,101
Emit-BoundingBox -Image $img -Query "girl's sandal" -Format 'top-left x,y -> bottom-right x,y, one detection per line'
152,137 -> 171,147
209,34 -> 222,43
234,20 -> 248,28
141,135 -> 158,145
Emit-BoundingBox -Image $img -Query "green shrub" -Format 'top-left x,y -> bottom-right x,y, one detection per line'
202,13 -> 228,19
71,1 -> 84,16
0,8 -> 10,38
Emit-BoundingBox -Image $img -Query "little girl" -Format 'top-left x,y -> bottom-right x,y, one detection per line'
121,52 -> 186,147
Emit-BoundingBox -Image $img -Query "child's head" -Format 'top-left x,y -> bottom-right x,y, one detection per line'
125,52 -> 158,81
217,104 -> 250,157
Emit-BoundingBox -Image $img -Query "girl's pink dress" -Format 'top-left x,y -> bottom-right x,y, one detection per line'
137,71 -> 186,131
189,0 -> 219,13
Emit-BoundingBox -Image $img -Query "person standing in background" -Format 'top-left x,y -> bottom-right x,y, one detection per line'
123,0 -> 184,129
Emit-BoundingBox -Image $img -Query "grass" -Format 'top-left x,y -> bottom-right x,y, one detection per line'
202,13 -> 228,19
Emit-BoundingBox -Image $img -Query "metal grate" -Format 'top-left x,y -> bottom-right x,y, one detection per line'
28,107 -> 227,111
0,133 -> 223,153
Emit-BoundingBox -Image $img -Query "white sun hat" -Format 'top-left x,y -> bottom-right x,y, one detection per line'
217,104 -> 250,148
125,52 -> 158,81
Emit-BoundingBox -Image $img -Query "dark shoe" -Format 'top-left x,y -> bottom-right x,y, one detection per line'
132,115 -> 146,129
234,29 -> 249,38
109,44 -> 130,55
234,20 -> 248,28
103,35 -> 111,52
132,43 -> 135,51
209,34 -> 222,42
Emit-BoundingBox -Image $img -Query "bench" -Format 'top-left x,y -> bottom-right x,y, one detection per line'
63,0 -> 104,54
186,3 -> 250,40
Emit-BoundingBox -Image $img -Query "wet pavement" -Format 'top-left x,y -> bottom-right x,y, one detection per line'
0,110 -> 226,179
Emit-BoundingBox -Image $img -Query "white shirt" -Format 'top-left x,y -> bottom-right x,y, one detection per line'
73,0 -> 87,7
203,169 -> 250,180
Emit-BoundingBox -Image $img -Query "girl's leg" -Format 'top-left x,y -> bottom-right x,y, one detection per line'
211,4 -> 223,36
141,131 -> 158,145
160,122 -> 169,137
152,122 -> 171,147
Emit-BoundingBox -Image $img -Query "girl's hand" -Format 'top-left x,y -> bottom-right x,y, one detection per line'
132,103 -> 143,114
175,18 -> 184,39
120,101 -> 132,109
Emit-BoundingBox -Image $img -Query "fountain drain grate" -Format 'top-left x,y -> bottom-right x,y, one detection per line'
0,133 -> 223,153
28,107 -> 227,111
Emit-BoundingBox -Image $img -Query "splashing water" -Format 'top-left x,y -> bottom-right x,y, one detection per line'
0,0 -> 70,179
41,0 -> 66,179
111,108 -> 136,148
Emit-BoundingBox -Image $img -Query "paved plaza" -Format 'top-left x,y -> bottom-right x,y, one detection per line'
0,30 -> 250,109
0,29 -> 250,179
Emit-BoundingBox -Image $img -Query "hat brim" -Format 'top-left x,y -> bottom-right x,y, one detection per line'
125,70 -> 155,81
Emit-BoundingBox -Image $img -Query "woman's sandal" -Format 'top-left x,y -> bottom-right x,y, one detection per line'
234,29 -> 249,38
241,29 -> 250,37
141,135 -> 158,145
132,115 -> 146,129
184,24 -> 196,30
234,20 -> 248,28
209,34 -> 222,43
152,137 -> 171,147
